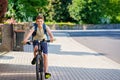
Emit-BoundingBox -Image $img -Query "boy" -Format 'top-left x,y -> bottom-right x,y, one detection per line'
23,15 -> 54,79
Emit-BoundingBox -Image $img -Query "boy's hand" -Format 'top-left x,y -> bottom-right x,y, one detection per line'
50,38 -> 56,42
21,40 -> 27,45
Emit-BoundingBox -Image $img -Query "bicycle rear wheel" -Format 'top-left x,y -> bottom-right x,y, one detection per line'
36,54 -> 44,80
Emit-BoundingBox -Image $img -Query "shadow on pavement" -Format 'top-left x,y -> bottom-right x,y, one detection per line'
0,63 -> 120,80
0,55 -> 14,60
48,44 -> 105,56
23,44 -> 105,56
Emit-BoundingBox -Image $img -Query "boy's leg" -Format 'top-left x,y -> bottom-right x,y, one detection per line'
34,46 -> 38,57
42,42 -> 51,79
43,54 -> 48,73
43,53 -> 51,79
31,45 -> 38,65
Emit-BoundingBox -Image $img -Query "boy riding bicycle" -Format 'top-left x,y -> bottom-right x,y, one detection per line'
23,15 -> 54,79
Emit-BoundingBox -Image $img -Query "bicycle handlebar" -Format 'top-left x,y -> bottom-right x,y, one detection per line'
22,39 -> 56,45
27,40 -> 50,45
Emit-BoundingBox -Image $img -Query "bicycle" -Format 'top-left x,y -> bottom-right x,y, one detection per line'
25,39 -> 52,80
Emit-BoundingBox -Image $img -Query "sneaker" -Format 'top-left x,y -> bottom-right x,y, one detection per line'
31,57 -> 36,65
45,73 -> 51,79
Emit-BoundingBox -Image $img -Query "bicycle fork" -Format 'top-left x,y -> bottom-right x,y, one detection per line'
36,52 -> 44,80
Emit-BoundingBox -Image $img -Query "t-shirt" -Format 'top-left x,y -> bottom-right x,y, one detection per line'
31,26 -> 47,41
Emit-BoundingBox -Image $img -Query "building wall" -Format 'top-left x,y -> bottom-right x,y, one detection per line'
0,24 -> 13,51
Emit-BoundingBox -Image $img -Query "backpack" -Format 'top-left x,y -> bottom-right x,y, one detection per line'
32,23 -> 49,40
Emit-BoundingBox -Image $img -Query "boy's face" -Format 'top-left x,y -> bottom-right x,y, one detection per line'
36,19 -> 44,26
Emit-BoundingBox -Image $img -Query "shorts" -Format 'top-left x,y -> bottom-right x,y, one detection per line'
33,40 -> 48,54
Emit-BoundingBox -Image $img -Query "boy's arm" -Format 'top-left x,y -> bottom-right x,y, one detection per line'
23,29 -> 34,43
46,26 -> 54,42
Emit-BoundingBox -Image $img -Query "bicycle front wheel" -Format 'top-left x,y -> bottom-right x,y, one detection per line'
36,55 -> 44,80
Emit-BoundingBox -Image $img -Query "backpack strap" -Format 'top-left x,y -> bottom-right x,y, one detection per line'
31,23 -> 37,40
43,23 -> 49,40
33,23 -> 37,32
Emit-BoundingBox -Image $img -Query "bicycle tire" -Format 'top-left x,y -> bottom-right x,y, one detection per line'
36,54 -> 44,80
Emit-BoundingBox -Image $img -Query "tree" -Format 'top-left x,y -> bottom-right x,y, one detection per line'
6,0 -> 48,22
102,0 -> 120,23
68,0 -> 120,24
0,0 -> 8,23
43,0 -> 73,22
68,0 -> 103,24
52,0 -> 72,22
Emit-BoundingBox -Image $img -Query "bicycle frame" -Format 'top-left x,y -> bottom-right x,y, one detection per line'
36,41 -> 45,80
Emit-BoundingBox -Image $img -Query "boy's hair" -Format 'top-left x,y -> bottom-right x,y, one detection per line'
36,15 -> 44,20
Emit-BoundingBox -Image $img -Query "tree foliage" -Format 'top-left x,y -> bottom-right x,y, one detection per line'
5,0 -> 120,24
52,0 -> 72,22
6,0 -> 48,22
68,0 -> 120,24
41,0 -> 72,22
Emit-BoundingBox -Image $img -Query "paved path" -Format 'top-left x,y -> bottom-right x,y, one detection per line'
0,32 -> 120,80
